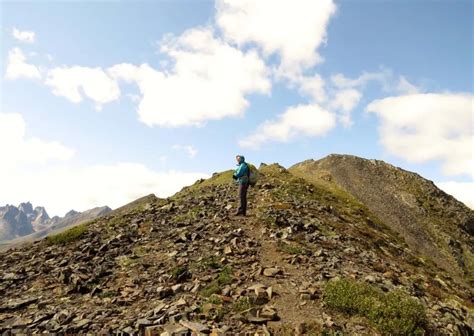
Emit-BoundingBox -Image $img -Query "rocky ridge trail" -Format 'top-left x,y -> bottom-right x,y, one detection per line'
0,161 -> 473,335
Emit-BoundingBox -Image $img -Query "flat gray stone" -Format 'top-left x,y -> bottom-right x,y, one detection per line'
179,320 -> 210,333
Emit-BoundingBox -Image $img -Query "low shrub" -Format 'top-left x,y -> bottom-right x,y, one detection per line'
46,223 -> 88,245
323,278 -> 426,335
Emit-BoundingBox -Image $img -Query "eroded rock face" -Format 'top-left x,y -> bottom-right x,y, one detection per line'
0,157 -> 473,335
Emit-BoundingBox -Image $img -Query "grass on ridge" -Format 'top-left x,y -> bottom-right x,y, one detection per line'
323,278 -> 426,336
46,222 -> 89,245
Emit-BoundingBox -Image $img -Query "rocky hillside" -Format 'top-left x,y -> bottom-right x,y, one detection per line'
0,202 -> 111,244
0,156 -> 473,335
290,154 -> 474,285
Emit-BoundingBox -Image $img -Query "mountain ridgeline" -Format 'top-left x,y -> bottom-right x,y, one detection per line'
290,155 -> 474,282
0,202 -> 111,244
0,154 -> 472,335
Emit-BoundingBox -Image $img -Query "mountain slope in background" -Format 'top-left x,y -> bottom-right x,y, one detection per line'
0,154 -> 472,335
1,206 -> 112,250
290,154 -> 474,283
0,202 -> 111,243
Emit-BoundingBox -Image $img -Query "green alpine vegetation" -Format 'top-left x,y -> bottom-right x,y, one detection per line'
323,278 -> 427,335
45,222 -> 89,245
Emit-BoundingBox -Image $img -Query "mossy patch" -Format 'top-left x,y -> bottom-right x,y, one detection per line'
231,296 -> 253,312
207,294 -> 224,305
217,265 -> 233,285
323,278 -> 426,335
106,214 -> 129,227
200,256 -> 222,270
274,321 -> 326,336
116,255 -> 135,267
200,302 -> 230,322
200,266 -> 234,297
46,223 -> 89,245
277,241 -> 305,255
201,282 -> 222,297
171,206 -> 204,223
98,290 -> 117,298
170,265 -> 190,282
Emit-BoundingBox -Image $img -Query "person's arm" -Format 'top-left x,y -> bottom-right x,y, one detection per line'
234,163 -> 247,178
232,166 -> 238,180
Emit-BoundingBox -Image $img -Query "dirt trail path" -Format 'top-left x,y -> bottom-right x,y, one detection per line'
228,213 -> 325,333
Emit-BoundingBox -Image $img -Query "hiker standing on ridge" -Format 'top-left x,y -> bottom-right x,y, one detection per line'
232,155 -> 249,216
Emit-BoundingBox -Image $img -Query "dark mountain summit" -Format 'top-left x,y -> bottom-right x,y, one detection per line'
18,202 -> 34,215
0,155 -> 472,335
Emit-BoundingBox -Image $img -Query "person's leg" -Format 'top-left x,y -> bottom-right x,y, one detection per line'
236,183 -> 244,215
242,183 -> 248,215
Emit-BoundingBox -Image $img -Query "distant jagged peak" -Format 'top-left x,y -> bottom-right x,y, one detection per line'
18,202 -> 34,215
1,201 -> 112,244
34,206 -> 48,213
65,210 -> 80,217
33,206 -> 50,219
1,204 -> 20,218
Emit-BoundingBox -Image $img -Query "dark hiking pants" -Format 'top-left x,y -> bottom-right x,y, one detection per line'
238,183 -> 249,215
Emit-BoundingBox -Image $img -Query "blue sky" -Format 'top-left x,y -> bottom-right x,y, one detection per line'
1,0 -> 472,215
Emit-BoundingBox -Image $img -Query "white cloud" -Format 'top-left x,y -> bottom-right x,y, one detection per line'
6,27 -> 270,127
0,112 -> 75,168
159,155 -> 168,163
329,88 -> 361,127
330,70 -> 390,89
0,112 -> 208,216
1,164 -> 208,216
366,93 -> 474,177
216,0 -> 337,77
396,76 -> 419,94
293,73 -> 326,103
108,63 -> 151,84
285,72 -> 363,129
5,48 -> 41,80
435,181 -> 474,209
326,70 -> 419,128
109,27 -> 270,127
12,27 -> 35,43
240,103 -> 336,148
45,66 -> 121,108
173,145 -> 198,158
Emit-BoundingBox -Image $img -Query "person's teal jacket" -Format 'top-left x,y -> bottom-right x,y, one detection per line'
233,157 -> 249,185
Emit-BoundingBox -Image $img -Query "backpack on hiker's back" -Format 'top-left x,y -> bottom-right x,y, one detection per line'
246,163 -> 259,187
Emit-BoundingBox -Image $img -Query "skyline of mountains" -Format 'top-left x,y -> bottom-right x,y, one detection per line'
0,201 -> 111,243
